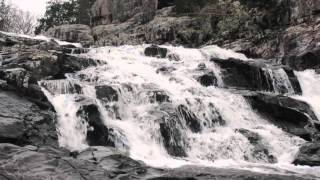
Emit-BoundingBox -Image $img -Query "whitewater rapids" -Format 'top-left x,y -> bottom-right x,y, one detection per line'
40,45 -> 320,177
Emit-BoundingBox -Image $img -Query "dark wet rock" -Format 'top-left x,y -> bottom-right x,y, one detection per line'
95,85 -> 119,102
245,93 -> 319,141
159,104 -> 187,157
57,53 -> 104,78
145,45 -> 168,58
283,67 -> 302,94
213,58 -> 273,92
156,66 -> 176,74
158,0 -> 175,9
236,128 -> 277,163
177,105 -> 201,133
213,58 -> 301,94
196,71 -> 218,87
77,100 -> 114,147
207,102 -> 225,126
0,91 -> 57,147
293,143 -> 320,166
159,120 -> 187,157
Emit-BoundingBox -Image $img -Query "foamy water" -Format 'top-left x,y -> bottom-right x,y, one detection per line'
294,70 -> 320,119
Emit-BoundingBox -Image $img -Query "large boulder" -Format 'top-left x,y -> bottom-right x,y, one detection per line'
293,143 -> 320,166
46,24 -> 94,44
245,93 -> 319,141
95,85 -> 119,102
280,23 -> 320,71
159,117 -> 187,157
145,45 -> 168,58
156,103 -> 187,157
195,63 -> 219,87
0,91 -> 57,147
213,58 -> 302,94
56,53 -> 104,78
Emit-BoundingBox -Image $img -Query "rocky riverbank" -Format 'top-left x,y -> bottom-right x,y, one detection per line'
45,0 -> 320,63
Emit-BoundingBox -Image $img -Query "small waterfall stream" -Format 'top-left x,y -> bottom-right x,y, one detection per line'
40,45 -> 320,176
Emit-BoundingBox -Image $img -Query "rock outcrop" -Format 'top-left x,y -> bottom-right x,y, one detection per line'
46,24 -> 94,45
280,23 -> 320,71
212,58 -> 302,94
0,144 -> 315,180
91,0 -> 158,26
294,143 -> 320,166
245,93 -> 320,141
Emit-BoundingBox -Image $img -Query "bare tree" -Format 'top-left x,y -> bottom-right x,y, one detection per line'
0,0 -> 37,35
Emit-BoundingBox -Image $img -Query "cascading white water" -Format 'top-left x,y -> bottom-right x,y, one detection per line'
294,70 -> 320,119
40,45 -> 320,177
40,87 -> 89,151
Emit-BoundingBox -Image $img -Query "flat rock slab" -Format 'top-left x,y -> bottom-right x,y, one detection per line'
0,143 -> 317,180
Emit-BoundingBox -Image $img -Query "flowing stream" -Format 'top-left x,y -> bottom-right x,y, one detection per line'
40,45 -> 320,177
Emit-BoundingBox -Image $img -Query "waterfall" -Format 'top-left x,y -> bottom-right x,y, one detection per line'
294,70 -> 320,119
39,45 -> 320,176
